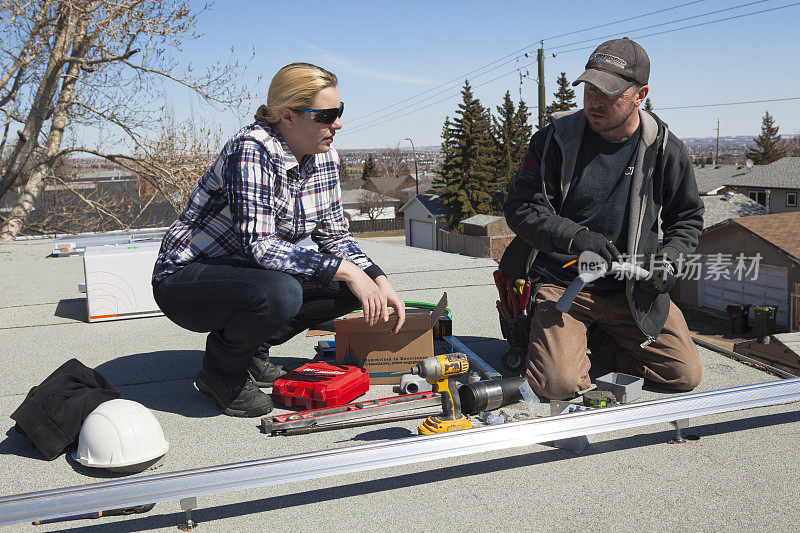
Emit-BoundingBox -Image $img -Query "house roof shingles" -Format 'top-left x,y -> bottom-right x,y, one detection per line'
701,193 -> 766,229
729,211 -> 800,261
692,164 -> 748,195
724,157 -> 800,189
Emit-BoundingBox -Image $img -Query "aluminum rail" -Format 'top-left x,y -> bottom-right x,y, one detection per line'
442,335 -> 502,380
691,335 -> 798,379
2,378 -> 799,526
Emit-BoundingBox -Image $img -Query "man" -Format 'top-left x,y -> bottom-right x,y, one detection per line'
502,37 -> 704,400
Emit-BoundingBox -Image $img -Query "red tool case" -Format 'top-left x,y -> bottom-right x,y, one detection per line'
272,362 -> 369,409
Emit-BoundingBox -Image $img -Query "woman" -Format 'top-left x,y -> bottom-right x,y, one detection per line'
152,63 -> 405,418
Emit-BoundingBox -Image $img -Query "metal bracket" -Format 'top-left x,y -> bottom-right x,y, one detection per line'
178,497 -> 198,531
669,418 -> 692,444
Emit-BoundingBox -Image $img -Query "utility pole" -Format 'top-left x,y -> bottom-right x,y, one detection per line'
404,137 -> 419,196
714,118 -> 720,166
537,41 -> 546,129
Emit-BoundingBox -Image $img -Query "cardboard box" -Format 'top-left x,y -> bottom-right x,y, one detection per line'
335,293 -> 447,384
83,242 -> 163,322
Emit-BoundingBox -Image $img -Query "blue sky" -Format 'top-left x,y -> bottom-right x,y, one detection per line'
161,0 -> 800,149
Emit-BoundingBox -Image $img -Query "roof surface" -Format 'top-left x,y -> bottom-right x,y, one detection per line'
400,193 -> 448,216
724,157 -> 800,188
701,193 -> 767,229
460,214 -> 503,226
730,211 -> 800,261
691,164 -> 747,194
0,237 -> 798,531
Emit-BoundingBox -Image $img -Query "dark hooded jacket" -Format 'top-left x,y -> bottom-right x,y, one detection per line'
501,108 -> 704,344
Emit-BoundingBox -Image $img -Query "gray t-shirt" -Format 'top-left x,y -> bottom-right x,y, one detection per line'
531,123 -> 641,292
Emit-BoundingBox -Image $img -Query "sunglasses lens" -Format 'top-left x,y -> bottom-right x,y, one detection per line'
313,103 -> 344,124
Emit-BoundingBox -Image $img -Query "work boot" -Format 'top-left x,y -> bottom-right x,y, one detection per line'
195,366 -> 273,417
247,356 -> 285,387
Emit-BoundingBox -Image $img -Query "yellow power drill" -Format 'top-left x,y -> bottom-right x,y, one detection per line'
410,353 -> 472,434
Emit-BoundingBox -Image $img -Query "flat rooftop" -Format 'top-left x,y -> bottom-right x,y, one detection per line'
1,237 -> 799,531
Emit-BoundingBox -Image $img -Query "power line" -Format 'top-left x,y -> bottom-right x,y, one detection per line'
655,96 -> 800,111
549,0 -> 772,53
340,1 -> 800,137
554,1 -> 800,55
345,0 -> 711,127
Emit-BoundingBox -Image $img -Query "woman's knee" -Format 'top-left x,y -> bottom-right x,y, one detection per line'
249,274 -> 302,323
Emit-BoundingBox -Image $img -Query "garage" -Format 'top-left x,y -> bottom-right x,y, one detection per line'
699,264 -> 789,327
398,194 -> 447,250
675,211 -> 800,333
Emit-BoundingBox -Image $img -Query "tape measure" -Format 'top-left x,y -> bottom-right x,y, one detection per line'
583,390 -> 617,408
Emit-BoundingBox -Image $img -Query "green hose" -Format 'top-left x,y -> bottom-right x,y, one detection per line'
347,300 -> 452,319
403,300 -> 453,319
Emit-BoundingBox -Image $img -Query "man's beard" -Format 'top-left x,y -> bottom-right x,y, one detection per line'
589,102 -> 637,133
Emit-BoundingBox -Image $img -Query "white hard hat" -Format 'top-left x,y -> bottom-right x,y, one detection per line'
73,399 -> 169,473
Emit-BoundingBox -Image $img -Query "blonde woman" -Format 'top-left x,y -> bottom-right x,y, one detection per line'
152,63 -> 405,417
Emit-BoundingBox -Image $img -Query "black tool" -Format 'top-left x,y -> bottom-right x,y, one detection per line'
32,503 -> 155,525
458,377 -> 525,415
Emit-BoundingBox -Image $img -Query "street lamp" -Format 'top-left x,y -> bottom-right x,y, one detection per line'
404,137 -> 419,197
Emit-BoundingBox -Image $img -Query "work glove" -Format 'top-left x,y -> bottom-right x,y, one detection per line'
643,254 -> 677,294
569,229 -> 621,269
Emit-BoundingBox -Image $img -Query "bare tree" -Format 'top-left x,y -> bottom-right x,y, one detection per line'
374,143 -> 410,178
0,0 -> 252,242
356,190 -> 390,220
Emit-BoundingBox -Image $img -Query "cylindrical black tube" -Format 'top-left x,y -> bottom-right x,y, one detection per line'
458,377 -> 525,415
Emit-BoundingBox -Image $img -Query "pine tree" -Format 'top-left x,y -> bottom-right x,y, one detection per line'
361,154 -> 377,181
643,98 -> 653,112
492,91 -> 532,195
545,72 -> 577,116
339,158 -> 350,182
435,80 -> 495,228
748,111 -> 785,165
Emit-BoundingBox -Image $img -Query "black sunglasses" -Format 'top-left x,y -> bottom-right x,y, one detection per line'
295,102 -> 344,124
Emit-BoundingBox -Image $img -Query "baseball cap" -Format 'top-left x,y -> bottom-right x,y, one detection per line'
572,37 -> 649,96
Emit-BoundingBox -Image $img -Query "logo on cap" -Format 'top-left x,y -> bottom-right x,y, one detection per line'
590,53 -> 627,69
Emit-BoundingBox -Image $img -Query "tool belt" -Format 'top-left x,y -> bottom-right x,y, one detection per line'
493,268 -> 538,373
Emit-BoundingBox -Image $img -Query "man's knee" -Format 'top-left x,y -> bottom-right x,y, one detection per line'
665,360 -> 703,391
526,367 -> 586,401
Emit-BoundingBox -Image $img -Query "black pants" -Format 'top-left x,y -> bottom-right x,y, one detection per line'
152,257 -> 360,377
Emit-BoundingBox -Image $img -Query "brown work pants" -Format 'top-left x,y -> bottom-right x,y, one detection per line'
526,283 -> 702,400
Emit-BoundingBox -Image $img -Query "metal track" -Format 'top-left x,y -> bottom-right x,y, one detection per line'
442,335 -> 502,380
1,378 -> 799,526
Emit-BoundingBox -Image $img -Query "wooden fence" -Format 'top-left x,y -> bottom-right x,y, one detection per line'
349,217 -> 405,234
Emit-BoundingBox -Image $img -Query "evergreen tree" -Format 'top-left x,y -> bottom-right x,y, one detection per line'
435,80 -> 495,228
361,154 -> 377,181
748,111 -> 784,164
643,98 -> 653,112
545,72 -> 577,115
492,91 -> 533,194
339,158 -> 350,182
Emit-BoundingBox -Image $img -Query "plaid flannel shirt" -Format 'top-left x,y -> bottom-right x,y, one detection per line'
152,122 -> 384,284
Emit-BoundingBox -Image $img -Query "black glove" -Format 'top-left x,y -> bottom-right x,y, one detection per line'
643,255 -> 676,294
569,229 -> 621,269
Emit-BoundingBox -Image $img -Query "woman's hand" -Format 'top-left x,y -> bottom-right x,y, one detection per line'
375,275 -> 405,333
334,261 -> 386,326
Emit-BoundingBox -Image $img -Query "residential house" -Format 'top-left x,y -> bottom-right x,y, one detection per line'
339,188 -> 401,221
363,175 -> 416,201
674,211 -> 800,330
723,157 -> 800,213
